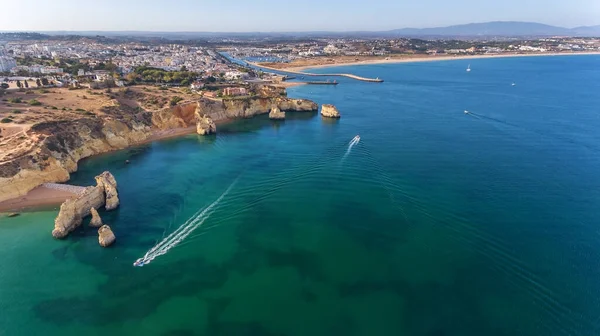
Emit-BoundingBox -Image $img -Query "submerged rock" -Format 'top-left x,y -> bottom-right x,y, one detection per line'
269,106 -> 285,120
89,207 -> 103,227
196,114 -> 217,135
98,225 -> 116,247
95,171 -> 119,211
321,104 -> 341,118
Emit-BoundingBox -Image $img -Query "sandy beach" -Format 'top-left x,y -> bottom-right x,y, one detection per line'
259,52 -> 600,72
0,185 -> 80,213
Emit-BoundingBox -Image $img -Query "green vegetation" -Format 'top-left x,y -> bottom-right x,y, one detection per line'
12,110 -> 22,114
170,96 -> 184,106
1,117 -> 13,123
39,89 -> 49,94
75,108 -> 86,112
28,99 -> 42,106
8,98 -> 22,104
130,66 -> 197,85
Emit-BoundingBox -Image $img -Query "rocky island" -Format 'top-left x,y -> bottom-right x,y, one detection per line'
0,85 -> 318,210
321,104 -> 341,118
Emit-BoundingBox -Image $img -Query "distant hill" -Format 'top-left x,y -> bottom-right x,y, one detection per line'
384,21 -> 597,37
4,21 -> 600,40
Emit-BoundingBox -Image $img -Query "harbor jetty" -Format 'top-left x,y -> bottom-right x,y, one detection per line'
252,63 -> 384,83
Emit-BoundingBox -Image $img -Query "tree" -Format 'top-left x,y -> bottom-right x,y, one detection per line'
16,80 -> 22,89
180,66 -> 188,72
0,83 -> 8,89
41,78 -> 49,86
206,76 -> 216,83
36,79 -> 41,87
24,80 -> 29,88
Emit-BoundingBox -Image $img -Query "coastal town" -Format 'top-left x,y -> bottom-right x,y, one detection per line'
1,34 -> 599,91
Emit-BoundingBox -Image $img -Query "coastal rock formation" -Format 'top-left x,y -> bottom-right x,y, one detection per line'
0,116 -> 151,203
98,225 -> 116,247
95,171 -> 119,210
255,85 -> 286,98
0,93 -> 318,204
196,114 -> 217,135
52,185 -> 105,239
269,106 -> 285,120
321,104 -> 341,118
52,171 -> 118,239
89,207 -> 103,227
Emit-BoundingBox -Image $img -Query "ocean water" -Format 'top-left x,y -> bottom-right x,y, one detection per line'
2,55 -> 600,336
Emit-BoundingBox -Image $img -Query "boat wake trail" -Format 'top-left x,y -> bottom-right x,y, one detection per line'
342,135 -> 361,161
133,178 -> 238,267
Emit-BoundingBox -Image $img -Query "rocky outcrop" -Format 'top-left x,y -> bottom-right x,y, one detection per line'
0,116 -> 150,203
95,171 -> 119,210
321,104 -> 341,118
98,225 -> 116,247
195,97 -> 317,122
254,85 -> 286,98
0,94 -> 318,203
52,171 -> 118,239
89,207 -> 103,227
269,106 -> 285,120
52,185 -> 105,239
195,113 -> 217,135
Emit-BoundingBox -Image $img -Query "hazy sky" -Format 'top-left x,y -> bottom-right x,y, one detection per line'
1,0 -> 599,32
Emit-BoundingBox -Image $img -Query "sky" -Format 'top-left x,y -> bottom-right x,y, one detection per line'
1,0 -> 599,32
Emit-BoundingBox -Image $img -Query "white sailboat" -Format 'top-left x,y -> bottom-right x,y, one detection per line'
466,64 -> 471,72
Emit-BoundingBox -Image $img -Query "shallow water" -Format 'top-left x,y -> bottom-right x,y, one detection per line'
2,55 -> 600,335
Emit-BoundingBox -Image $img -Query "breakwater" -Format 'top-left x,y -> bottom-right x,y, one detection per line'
253,63 -> 384,82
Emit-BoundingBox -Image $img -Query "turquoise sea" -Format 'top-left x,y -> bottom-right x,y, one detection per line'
2,55 -> 600,336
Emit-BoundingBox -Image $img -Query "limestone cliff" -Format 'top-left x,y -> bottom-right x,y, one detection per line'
52,185 -> 105,238
0,94 -> 318,203
98,225 -> 116,247
95,171 -> 119,210
321,104 -> 341,118
196,114 -> 217,135
89,207 -> 103,227
196,97 -> 317,122
52,171 -> 118,239
269,106 -> 285,120
0,116 -> 151,203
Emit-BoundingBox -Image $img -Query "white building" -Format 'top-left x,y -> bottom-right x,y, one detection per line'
323,44 -> 340,55
0,56 -> 17,72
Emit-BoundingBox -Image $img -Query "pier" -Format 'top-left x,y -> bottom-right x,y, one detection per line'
252,63 -> 384,83
306,81 -> 339,85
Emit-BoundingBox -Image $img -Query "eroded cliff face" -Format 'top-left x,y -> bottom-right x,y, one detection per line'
197,97 -> 318,122
52,171 -> 119,239
0,94 -> 318,203
0,116 -> 151,203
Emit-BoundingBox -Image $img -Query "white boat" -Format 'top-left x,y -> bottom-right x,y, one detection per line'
464,110 -> 469,114
353,134 -> 361,142
466,64 -> 471,72
511,82 -> 516,86
133,258 -> 145,267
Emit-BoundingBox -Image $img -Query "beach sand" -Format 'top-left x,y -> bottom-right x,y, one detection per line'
260,52 -> 600,72
0,185 -> 79,213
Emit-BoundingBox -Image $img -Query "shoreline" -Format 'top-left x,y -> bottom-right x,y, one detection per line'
0,185 -> 79,213
260,51 -> 600,72
0,119 -> 239,213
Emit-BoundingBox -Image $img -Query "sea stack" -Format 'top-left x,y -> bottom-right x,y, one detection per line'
89,207 -> 103,227
196,114 -> 216,135
269,105 -> 285,120
95,171 -> 119,211
321,104 -> 341,118
52,171 -> 119,239
98,225 -> 116,247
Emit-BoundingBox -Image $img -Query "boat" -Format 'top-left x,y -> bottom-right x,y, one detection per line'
466,64 -> 471,72
133,258 -> 145,267
464,110 -> 469,114
511,82 -> 516,86
353,134 -> 361,142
